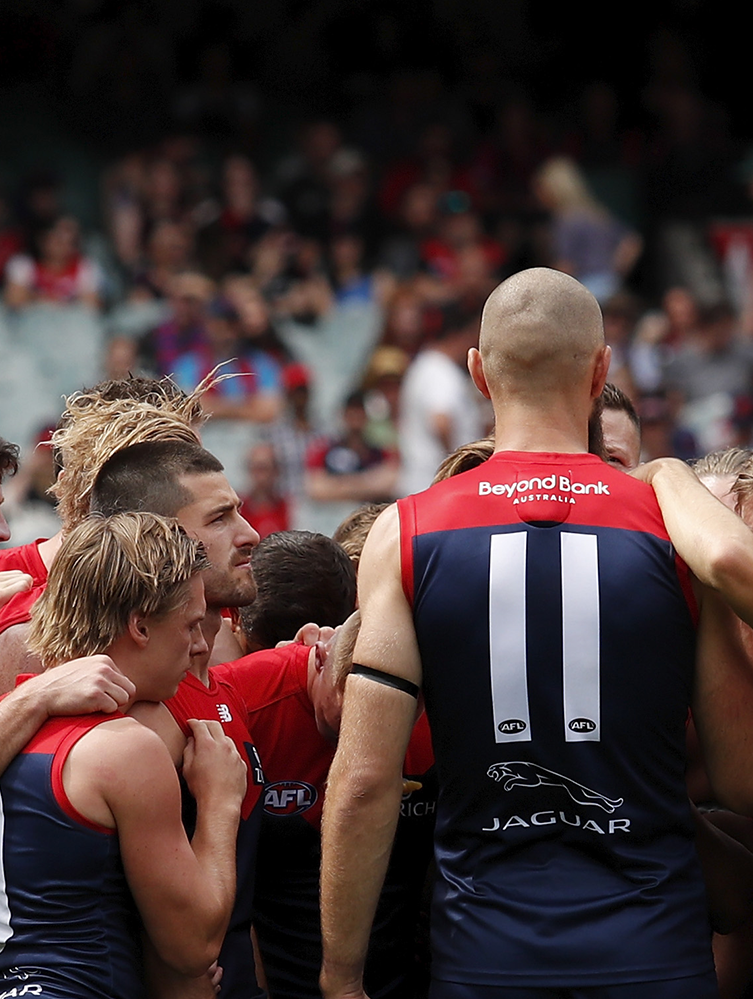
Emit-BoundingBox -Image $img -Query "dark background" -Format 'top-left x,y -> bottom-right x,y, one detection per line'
1,1 -> 747,159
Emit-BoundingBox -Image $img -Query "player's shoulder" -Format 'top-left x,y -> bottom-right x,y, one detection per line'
78,712 -> 162,748
0,539 -> 47,580
71,714 -> 178,789
214,642 -> 311,707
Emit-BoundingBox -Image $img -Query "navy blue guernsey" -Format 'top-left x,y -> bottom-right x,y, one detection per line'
397,451 -> 712,989
0,714 -> 144,999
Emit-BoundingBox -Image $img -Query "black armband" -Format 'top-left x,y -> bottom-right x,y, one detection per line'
350,663 -> 420,699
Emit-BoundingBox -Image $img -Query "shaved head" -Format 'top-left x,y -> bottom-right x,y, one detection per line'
479,268 -> 605,401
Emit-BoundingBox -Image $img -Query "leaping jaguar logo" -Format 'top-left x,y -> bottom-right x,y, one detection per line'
487,761 -> 623,814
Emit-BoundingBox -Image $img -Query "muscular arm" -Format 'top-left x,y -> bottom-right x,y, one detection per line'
69,717 -> 245,977
634,458 -> 753,628
320,504 -> 421,999
130,703 -> 217,998
0,656 -> 135,774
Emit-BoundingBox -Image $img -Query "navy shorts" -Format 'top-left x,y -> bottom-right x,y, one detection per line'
429,973 -> 719,999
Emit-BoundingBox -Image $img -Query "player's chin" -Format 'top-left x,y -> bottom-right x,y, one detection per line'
231,572 -> 257,605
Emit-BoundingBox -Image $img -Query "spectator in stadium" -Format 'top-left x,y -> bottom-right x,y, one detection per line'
128,220 -> 195,302
533,155 -> 642,303
4,215 -> 104,310
239,442 -> 291,540
305,390 -> 398,507
140,271 -> 214,376
172,296 -> 283,424
261,362 -> 320,521
398,305 -> 487,496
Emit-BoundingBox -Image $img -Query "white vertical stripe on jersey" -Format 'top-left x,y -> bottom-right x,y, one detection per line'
561,532 -> 601,742
489,532 -> 531,743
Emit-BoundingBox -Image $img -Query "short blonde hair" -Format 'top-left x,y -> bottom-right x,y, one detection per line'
729,452 -> 753,513
60,374 -> 209,430
28,511 -> 210,668
533,156 -> 605,215
51,400 -> 202,530
693,447 -> 752,484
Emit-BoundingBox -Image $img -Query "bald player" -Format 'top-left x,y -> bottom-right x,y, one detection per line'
321,268 -> 753,999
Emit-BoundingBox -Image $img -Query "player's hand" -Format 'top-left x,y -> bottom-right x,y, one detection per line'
208,961 -> 223,994
0,570 -> 32,607
629,457 -> 686,485
183,719 -> 247,809
278,622 -> 337,648
37,655 -> 136,716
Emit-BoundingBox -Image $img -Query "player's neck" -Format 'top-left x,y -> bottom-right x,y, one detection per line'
188,658 -> 211,685
189,607 -> 223,685
38,532 -> 64,570
492,411 -> 589,455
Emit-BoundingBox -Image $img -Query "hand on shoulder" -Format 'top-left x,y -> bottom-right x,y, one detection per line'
33,655 -> 136,716
0,569 -> 32,607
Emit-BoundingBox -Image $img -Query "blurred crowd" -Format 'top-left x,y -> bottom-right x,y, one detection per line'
4,31 -> 753,544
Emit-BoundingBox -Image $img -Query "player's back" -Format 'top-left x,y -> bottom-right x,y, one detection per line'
398,450 -> 711,989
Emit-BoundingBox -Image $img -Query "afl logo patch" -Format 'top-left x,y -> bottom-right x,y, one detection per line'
498,719 -> 527,734
264,780 -> 318,816
568,718 -> 596,733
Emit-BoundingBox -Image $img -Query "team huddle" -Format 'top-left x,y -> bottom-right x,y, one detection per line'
3,268 -> 753,999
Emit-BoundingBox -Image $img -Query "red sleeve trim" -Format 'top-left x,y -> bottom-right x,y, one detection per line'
397,496 -> 415,607
50,717 -> 119,835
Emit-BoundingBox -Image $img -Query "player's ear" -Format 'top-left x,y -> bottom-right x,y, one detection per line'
468,347 -> 491,399
127,611 -> 150,648
591,345 -> 611,400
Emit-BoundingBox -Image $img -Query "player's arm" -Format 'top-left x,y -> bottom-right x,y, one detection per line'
692,586 -> 753,815
633,457 -> 753,628
691,802 -> 753,935
0,622 -> 43,693
129,700 -> 187,767
142,936 -> 218,999
72,717 -> 246,976
0,655 -> 135,775
127,704 -> 216,998
320,504 -> 421,999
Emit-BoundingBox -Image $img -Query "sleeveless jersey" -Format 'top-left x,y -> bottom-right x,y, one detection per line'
162,672 -> 265,999
0,713 -> 144,999
215,645 -> 437,999
0,540 -> 48,634
397,450 -> 711,989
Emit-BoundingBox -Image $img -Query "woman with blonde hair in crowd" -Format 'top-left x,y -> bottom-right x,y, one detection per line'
533,155 -> 642,303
